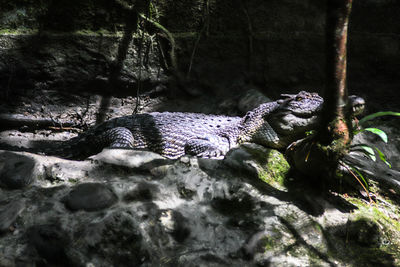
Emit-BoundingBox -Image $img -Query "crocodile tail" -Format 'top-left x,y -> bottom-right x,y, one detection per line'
40,135 -> 100,160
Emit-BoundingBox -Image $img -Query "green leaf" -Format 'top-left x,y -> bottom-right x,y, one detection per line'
350,166 -> 369,191
373,146 -> 392,168
357,145 -> 376,161
363,128 -> 388,143
359,111 -> 400,125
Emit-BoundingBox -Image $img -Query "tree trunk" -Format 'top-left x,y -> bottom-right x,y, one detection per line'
286,0 -> 353,177
320,0 -> 353,146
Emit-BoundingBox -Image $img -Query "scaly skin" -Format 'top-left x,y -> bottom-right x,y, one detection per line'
45,91 -> 364,159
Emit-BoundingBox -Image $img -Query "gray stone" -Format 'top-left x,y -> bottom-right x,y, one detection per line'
224,143 -> 290,188
158,209 -> 190,242
238,89 -> 272,113
44,161 -> 93,184
27,224 -> 71,266
0,200 -> 25,232
224,144 -> 258,174
90,148 -> 171,170
123,182 -> 160,202
81,211 -> 146,266
64,183 -> 118,211
0,152 -> 37,189
0,133 -> 399,266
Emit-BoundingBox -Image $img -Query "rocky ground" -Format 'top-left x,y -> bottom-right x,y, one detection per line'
0,87 -> 400,266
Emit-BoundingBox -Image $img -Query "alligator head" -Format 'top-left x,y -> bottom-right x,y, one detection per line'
249,91 -> 365,149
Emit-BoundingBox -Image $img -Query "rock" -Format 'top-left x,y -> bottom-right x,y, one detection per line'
90,148 -> 172,170
0,152 -> 37,189
44,161 -> 93,183
0,34 -> 165,94
0,141 -> 399,266
224,143 -> 290,189
64,183 -> 118,211
0,257 -> 14,267
224,145 -> 257,173
197,157 -> 222,171
159,209 -> 190,242
345,218 -> 381,247
123,182 -> 160,202
0,200 -> 25,233
238,89 -> 272,113
27,224 -> 71,266
211,192 -> 255,217
81,211 -> 147,266
149,165 -> 172,179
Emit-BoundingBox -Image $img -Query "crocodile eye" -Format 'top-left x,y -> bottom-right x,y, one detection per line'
296,97 -> 303,101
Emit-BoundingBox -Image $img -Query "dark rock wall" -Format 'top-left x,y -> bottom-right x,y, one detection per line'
0,0 -> 399,108
0,0 -> 126,31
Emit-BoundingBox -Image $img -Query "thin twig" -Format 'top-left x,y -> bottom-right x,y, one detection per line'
138,12 -> 177,71
48,126 -> 82,133
339,161 -> 373,204
187,0 -> 209,78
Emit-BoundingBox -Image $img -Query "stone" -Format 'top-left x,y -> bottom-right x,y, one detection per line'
224,143 -> 290,189
81,211 -> 147,266
123,182 -> 160,202
0,152 -> 37,189
0,200 -> 25,232
27,224 -> 71,266
44,161 -> 92,183
0,125 -> 399,266
238,89 -> 272,113
90,149 -> 172,170
158,209 -> 190,242
64,183 -> 118,211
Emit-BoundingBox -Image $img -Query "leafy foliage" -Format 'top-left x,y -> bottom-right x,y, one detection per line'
344,111 -> 400,199
359,111 -> 400,125
356,128 -> 388,143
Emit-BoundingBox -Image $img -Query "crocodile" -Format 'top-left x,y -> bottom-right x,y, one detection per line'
40,91 -> 365,160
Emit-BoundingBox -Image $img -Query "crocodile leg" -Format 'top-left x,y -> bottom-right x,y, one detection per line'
101,127 -> 134,148
185,137 -> 230,158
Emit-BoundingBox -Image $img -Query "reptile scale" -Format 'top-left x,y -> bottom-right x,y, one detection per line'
42,91 -> 365,159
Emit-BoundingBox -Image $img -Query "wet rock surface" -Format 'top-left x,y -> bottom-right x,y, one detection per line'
27,224 -> 72,266
0,130 -> 399,266
0,152 -> 37,189
63,183 -> 118,212
0,87 -> 399,266
0,200 -> 25,233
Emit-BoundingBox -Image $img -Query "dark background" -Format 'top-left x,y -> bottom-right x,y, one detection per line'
0,0 -> 399,113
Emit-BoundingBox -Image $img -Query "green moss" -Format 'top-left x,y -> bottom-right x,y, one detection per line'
73,29 -> 122,37
263,236 -> 278,251
348,197 -> 400,228
243,146 -> 290,189
0,28 -> 38,35
345,197 -> 400,263
67,178 -> 79,184
261,150 -> 290,185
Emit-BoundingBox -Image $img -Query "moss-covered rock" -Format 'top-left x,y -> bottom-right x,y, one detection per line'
345,197 -> 400,262
224,143 -> 290,190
